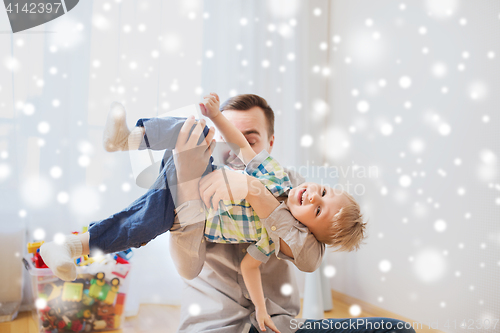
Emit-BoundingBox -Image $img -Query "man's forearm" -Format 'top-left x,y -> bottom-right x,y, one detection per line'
169,199 -> 207,280
176,178 -> 201,205
170,178 -> 207,280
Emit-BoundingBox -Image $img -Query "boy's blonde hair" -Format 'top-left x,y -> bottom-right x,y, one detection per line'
316,191 -> 366,252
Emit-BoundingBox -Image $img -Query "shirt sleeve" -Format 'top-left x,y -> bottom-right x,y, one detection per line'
260,202 -> 325,272
169,199 -> 207,280
173,199 -> 206,228
245,150 -> 293,197
246,244 -> 271,263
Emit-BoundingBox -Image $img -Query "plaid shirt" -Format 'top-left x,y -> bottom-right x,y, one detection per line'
204,150 -> 292,262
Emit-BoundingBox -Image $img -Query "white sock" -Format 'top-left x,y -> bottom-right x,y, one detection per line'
103,102 -> 144,152
39,234 -> 83,281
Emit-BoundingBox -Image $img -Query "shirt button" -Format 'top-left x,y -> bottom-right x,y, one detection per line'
271,226 -> 277,231
199,208 -> 204,213
242,248 -> 246,253
244,293 -> 250,299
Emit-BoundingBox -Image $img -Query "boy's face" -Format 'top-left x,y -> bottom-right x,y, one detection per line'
287,183 -> 350,236
219,107 -> 275,155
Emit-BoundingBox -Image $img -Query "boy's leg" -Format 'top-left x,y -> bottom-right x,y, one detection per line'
40,156 -> 179,281
41,118 -> 214,281
103,102 -> 145,152
103,101 -> 208,152
39,234 -> 84,281
88,147 -> 214,253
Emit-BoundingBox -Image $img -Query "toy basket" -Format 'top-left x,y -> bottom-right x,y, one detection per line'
23,255 -> 131,332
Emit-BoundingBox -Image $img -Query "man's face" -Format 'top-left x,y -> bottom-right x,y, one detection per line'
220,107 -> 275,155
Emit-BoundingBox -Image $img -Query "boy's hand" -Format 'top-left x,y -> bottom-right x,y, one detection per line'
255,307 -> 281,333
200,92 -> 221,119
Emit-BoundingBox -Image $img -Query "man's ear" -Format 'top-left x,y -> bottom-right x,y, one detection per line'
267,135 -> 275,154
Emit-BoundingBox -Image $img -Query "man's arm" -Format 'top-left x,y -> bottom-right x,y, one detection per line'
169,117 -> 214,280
169,179 -> 207,280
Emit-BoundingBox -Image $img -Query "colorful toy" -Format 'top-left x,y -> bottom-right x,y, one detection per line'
103,278 -> 120,305
81,289 -> 94,306
116,249 -> 133,261
88,272 -> 106,299
93,320 -> 107,330
113,315 -> 122,329
61,282 -> 84,302
75,255 -> 95,266
114,293 -> 126,315
70,319 -> 83,332
25,243 -> 130,332
27,241 -> 45,253
113,254 -> 129,265
97,304 -> 115,317
44,283 -> 63,302
33,249 -> 48,268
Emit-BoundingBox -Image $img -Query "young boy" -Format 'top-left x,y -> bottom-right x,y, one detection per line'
41,93 -> 365,332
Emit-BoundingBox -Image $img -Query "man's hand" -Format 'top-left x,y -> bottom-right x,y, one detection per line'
173,116 -> 216,203
200,92 -> 221,120
199,169 -> 252,209
255,307 -> 281,333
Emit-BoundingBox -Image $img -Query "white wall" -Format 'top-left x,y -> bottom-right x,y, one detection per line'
324,0 -> 500,330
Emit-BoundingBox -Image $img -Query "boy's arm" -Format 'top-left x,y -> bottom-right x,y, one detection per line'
200,93 -> 256,165
199,169 -> 324,270
241,254 -> 280,333
246,177 -> 325,272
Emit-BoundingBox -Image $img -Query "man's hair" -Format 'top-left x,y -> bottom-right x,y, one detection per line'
316,191 -> 366,251
220,94 -> 275,138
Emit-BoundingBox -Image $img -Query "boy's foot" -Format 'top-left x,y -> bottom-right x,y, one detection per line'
103,102 -> 145,152
39,235 -> 83,281
103,102 -> 131,152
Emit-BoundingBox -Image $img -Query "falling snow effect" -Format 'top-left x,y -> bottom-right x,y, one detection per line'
0,1 -> 497,329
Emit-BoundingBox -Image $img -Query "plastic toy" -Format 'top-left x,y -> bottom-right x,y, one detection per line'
103,278 -> 120,305
116,249 -> 133,261
61,282 -> 84,302
93,320 -> 107,330
114,293 -> 126,315
44,283 -> 63,302
81,289 -> 94,306
33,249 -> 48,268
27,241 -> 45,253
97,304 -> 115,317
25,248 -> 130,332
88,272 -> 106,299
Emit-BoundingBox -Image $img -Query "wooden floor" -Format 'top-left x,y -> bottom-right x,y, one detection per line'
0,295 -> 438,333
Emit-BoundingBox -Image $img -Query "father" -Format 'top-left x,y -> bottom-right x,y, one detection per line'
169,94 -> 415,333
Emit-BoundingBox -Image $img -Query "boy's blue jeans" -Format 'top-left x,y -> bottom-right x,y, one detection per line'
88,117 -> 214,253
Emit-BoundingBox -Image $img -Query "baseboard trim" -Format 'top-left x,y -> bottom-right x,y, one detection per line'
331,289 -> 444,333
